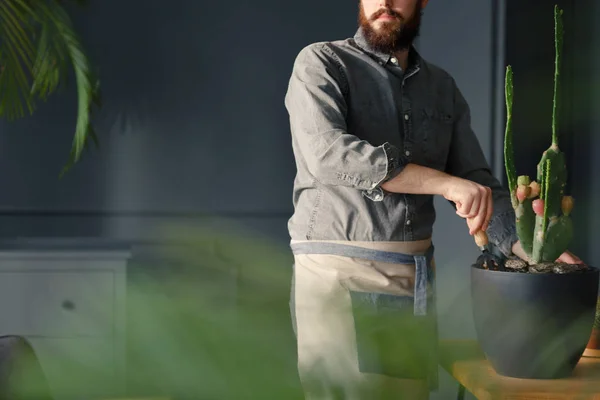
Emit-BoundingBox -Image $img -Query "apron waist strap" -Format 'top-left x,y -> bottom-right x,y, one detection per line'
290,241 -> 435,316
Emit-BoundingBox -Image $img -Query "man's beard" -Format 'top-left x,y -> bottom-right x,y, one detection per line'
358,1 -> 422,54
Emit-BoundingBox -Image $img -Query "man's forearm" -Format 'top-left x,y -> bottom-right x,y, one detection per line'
381,163 -> 452,196
383,163 -> 497,236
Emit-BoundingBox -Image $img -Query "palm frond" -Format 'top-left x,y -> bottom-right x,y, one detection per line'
0,0 -> 37,118
37,0 -> 101,175
0,0 -> 100,175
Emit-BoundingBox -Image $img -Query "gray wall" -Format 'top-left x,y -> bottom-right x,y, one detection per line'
9,0 -> 595,398
570,0 -> 600,266
588,0 -> 600,265
0,0 -> 501,398
0,0 -> 497,323
418,2 -> 500,398
0,0 -> 304,244
0,1 -> 500,255
418,0 -> 499,346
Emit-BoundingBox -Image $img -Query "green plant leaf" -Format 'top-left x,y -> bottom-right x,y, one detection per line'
0,0 -> 37,119
0,0 -> 100,175
35,0 -> 101,175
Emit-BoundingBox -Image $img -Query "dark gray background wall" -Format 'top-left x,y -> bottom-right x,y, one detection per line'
418,2 -> 502,398
0,0 -> 303,243
418,0 -> 501,344
0,0 -> 499,340
564,0 -> 600,266
0,0 -> 598,398
0,0 -> 500,255
0,0 -> 508,398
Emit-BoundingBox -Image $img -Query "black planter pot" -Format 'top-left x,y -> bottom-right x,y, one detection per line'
471,264 -> 600,379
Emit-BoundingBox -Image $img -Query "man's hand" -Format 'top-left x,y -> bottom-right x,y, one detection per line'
441,177 -> 493,235
556,250 -> 584,264
511,240 -> 585,265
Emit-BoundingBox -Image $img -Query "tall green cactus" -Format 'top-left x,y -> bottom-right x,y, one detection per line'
504,4 -> 574,265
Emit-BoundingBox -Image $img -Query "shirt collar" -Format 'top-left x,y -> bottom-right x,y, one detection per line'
353,26 -> 422,72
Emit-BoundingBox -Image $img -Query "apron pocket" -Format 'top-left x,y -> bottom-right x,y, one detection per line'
349,290 -> 437,381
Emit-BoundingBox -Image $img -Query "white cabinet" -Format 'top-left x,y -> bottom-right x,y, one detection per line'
0,238 -> 130,400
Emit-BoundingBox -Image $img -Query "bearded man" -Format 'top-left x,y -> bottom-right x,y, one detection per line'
284,1 -> 581,398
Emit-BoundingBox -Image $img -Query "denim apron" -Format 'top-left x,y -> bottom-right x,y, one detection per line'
289,240 -> 438,399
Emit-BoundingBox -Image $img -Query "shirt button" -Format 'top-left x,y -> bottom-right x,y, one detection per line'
391,57 -> 398,64
405,150 -> 411,156
404,113 -> 409,120
406,220 -> 412,225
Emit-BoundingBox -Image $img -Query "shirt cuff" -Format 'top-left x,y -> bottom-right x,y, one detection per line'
363,142 -> 407,202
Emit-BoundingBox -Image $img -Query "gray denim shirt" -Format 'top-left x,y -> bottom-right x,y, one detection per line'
284,27 -> 518,257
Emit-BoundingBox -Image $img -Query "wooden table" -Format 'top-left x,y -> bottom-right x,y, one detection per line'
439,340 -> 600,400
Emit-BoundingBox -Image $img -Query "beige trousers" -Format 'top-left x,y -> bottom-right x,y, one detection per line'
290,239 -> 437,400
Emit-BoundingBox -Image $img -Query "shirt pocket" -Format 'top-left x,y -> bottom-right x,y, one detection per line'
421,107 -> 453,169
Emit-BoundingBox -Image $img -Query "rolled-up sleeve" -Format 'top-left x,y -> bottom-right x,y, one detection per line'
284,43 -> 407,201
445,79 -> 519,257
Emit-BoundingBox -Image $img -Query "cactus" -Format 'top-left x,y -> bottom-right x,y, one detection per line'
504,5 -> 574,265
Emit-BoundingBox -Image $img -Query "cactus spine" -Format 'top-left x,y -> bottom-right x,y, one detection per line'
504,5 -> 574,265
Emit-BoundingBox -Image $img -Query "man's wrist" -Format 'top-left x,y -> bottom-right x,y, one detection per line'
435,174 -> 458,197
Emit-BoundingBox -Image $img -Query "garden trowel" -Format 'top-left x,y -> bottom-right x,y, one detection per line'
473,230 -> 506,271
